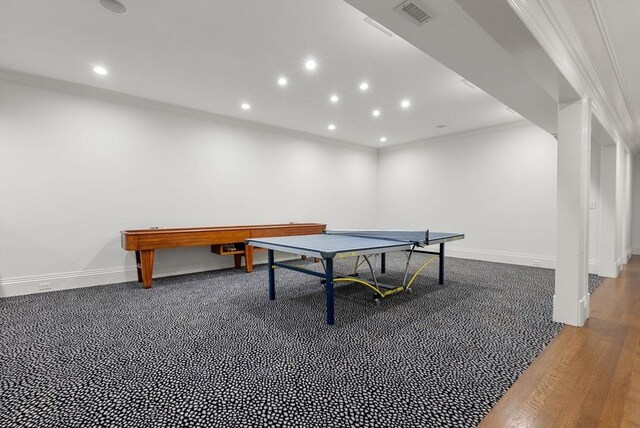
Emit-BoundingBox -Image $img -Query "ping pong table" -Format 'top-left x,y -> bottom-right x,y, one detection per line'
246,229 -> 464,325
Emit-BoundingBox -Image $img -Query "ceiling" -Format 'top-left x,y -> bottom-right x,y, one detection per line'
1,0 -> 637,151
0,0 -> 523,148
344,0 -> 639,152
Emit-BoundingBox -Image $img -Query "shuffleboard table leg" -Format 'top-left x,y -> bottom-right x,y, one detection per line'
325,258 -> 334,325
268,250 -> 275,300
439,243 -> 445,285
234,254 -> 242,269
139,249 -> 155,288
245,245 -> 254,273
135,251 -> 143,283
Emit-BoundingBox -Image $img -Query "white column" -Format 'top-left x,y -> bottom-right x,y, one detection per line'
623,147 -> 632,263
554,98 -> 591,326
633,154 -> 640,256
615,142 -> 625,266
599,144 -> 619,277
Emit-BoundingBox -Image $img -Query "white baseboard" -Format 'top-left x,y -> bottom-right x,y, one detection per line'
633,246 -> 640,256
599,260 -> 621,278
625,248 -> 633,261
0,252 -> 289,298
552,293 -> 589,327
0,267 -> 133,298
447,248 -> 599,274
1,247 -> 601,298
446,247 -> 556,269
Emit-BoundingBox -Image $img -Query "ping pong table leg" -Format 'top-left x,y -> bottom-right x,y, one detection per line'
325,257 -> 334,325
381,253 -> 386,273
268,249 -> 276,300
439,243 -> 445,285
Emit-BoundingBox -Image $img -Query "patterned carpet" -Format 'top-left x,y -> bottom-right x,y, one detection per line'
0,255 -> 601,428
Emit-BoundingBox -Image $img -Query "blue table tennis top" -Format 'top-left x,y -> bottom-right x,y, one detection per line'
246,230 -> 464,259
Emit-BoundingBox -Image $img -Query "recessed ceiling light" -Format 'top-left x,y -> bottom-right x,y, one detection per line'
241,103 -> 251,110
305,59 -> 317,70
436,124 -> 446,128
372,109 -> 381,117
400,99 -> 411,108
330,94 -> 339,103
278,77 -> 288,86
328,124 -> 336,131
359,82 -> 369,91
98,0 -> 128,15
93,65 -> 108,75
380,137 -> 387,142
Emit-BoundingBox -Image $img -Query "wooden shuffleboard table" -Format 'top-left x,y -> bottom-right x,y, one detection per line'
121,223 -> 326,288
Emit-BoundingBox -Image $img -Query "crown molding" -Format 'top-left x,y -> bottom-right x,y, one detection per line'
0,68 -> 540,153
507,0 -> 637,153
507,0 -> 598,100
0,68 -> 376,153
380,119 -> 532,152
589,0 -> 640,136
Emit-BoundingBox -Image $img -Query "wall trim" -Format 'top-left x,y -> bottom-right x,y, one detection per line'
589,0 -> 639,136
2,247 -> 605,298
1,266 -> 131,285
507,0 -> 637,153
380,119 -> 532,152
447,247 -> 601,274
446,247 -> 555,269
616,257 -> 624,272
624,248 -> 633,262
0,252 -> 284,298
599,260 -> 621,278
0,68 -> 375,153
1,268 -> 131,298
1,68 -> 534,154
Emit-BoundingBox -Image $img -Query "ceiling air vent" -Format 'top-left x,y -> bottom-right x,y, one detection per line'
394,0 -> 433,25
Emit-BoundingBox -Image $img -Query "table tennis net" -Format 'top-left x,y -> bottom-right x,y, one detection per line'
325,229 -> 429,243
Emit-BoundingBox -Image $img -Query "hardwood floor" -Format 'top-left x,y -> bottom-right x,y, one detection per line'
480,256 -> 640,428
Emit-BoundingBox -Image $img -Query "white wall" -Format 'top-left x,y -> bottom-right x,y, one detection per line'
2,79 -> 632,299
615,143 -> 633,264
0,81 -> 378,296
377,123 -> 558,268
633,153 -> 640,255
